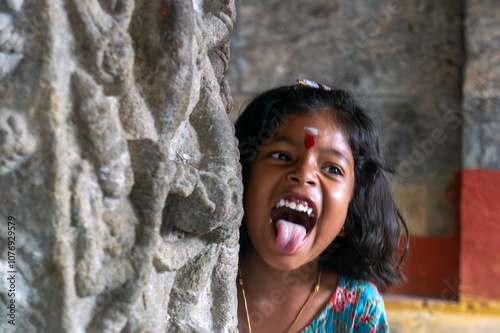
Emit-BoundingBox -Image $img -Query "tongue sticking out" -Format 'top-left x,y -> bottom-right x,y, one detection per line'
275,219 -> 307,253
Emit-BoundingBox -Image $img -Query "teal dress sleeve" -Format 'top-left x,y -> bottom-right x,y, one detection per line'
301,275 -> 390,332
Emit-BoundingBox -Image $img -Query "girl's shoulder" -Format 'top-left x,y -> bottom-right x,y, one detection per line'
302,275 -> 390,332
338,275 -> 384,304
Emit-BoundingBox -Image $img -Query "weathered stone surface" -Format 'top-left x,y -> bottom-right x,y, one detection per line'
227,0 -> 463,236
463,0 -> 500,99
463,0 -> 500,169
462,98 -> 500,169
0,0 -> 242,332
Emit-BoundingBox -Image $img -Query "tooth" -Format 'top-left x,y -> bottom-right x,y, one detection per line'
280,199 -> 285,207
297,204 -> 304,212
285,200 -> 290,208
289,202 -> 296,209
307,208 -> 313,216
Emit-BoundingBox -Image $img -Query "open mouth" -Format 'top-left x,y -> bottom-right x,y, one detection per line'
270,196 -> 317,253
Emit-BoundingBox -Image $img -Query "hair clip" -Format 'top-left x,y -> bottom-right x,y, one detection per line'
297,79 -> 332,91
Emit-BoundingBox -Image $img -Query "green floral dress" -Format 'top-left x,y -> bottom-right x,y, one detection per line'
301,275 -> 389,332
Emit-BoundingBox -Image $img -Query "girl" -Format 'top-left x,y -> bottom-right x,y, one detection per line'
234,80 -> 408,333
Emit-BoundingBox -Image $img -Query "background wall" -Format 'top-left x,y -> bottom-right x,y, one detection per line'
460,0 -> 500,303
228,0 -> 500,331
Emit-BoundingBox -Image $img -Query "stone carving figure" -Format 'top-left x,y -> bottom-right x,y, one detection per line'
0,0 -> 24,81
0,109 -> 36,176
0,0 -> 241,332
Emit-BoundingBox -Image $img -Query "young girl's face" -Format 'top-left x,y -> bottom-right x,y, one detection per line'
243,110 -> 355,271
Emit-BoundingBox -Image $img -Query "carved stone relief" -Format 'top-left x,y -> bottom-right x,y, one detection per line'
0,0 -> 24,81
0,0 -> 241,332
0,109 -> 36,176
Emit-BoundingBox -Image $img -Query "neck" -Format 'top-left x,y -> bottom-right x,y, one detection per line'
238,245 -> 326,333
239,244 -> 320,296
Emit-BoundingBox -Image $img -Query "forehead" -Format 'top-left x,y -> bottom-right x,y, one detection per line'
278,110 -> 345,137
274,111 -> 351,147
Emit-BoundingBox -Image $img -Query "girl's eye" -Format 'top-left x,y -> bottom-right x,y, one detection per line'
324,165 -> 343,176
270,152 -> 290,161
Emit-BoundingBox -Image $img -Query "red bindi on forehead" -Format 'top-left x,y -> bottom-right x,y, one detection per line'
304,134 -> 316,149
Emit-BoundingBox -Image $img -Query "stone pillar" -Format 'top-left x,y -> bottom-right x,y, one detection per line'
0,0 -> 242,332
460,0 -> 500,302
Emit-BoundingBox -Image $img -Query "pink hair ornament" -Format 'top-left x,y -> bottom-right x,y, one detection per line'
297,79 -> 332,91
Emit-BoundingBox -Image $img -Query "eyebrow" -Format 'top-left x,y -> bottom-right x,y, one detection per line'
272,135 -> 298,145
272,135 -> 352,166
320,148 -> 352,167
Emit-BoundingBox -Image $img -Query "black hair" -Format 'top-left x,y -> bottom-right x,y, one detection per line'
234,83 -> 409,291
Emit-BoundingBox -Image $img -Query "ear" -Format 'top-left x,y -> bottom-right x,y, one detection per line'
337,225 -> 346,237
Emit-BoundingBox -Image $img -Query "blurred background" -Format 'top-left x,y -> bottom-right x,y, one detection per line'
226,0 -> 500,332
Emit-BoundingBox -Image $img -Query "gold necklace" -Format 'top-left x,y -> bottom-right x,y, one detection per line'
238,265 -> 322,333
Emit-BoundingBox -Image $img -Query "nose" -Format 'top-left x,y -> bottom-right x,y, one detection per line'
287,160 -> 317,186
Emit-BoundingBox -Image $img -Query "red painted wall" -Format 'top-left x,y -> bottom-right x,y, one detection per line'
389,169 -> 500,301
389,232 -> 460,298
388,173 -> 461,298
460,169 -> 500,301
